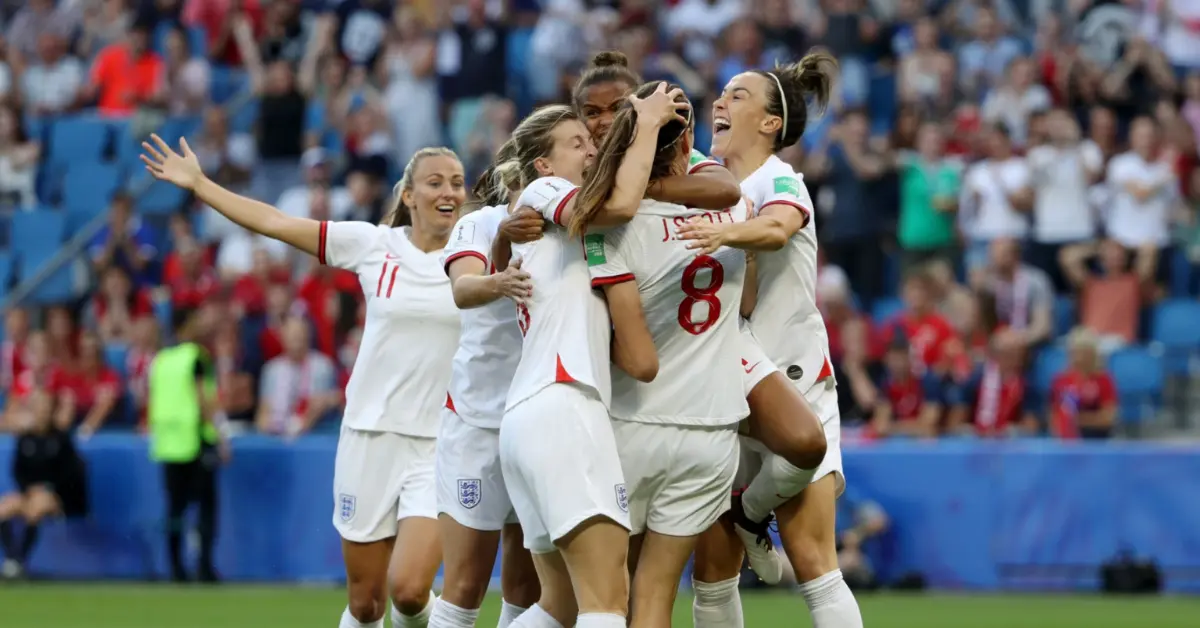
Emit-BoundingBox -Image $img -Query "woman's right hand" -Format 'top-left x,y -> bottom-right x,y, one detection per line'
494,257 -> 533,303
631,82 -> 690,130
141,134 -> 205,191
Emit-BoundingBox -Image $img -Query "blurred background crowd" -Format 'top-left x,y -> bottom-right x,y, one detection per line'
0,0 -> 1199,449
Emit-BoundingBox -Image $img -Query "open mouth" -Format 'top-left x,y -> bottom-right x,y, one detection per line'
713,116 -> 731,136
436,204 -> 457,215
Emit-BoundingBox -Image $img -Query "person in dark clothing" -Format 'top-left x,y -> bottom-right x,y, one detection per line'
0,390 -> 87,579
147,305 -> 229,583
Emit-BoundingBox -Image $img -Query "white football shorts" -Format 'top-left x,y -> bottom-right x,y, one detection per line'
736,378 -> 845,496
740,323 -> 779,398
500,383 -> 630,554
435,406 -> 517,531
332,426 -> 437,543
612,420 -> 739,536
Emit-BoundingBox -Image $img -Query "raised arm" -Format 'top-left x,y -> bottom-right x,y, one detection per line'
649,157 -> 742,209
141,135 -> 322,257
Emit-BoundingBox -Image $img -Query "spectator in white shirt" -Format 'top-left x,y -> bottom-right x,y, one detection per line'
981,57 -> 1051,148
1025,108 -> 1105,290
20,32 -> 83,116
1104,116 -> 1180,287
162,25 -> 210,116
960,124 -> 1033,284
255,316 -> 341,439
664,0 -> 744,65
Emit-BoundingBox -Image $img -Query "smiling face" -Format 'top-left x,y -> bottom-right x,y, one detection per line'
711,72 -> 779,160
578,80 -> 634,144
402,153 -> 466,232
535,119 -> 597,186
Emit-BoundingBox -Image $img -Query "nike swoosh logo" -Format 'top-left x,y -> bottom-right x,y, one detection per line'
385,253 -> 401,260
744,361 -> 760,374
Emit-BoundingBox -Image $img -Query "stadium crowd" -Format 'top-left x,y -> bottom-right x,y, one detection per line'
0,0 -> 1198,449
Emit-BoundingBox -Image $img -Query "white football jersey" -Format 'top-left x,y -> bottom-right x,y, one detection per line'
741,155 -> 834,393
587,198 -> 750,426
441,205 -> 524,430
319,221 -> 461,436
505,177 -> 612,411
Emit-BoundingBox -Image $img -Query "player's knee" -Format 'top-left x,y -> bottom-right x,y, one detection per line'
778,421 -> 827,470
389,578 -> 432,615
347,589 -> 387,623
440,567 -> 490,608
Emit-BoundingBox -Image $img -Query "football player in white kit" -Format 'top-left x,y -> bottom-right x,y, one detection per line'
582,82 -> 748,628
141,138 -> 465,628
677,52 -> 866,628
429,145 -> 543,628
495,87 -> 689,628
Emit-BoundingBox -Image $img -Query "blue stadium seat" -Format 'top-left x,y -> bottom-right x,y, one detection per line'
1107,346 -> 1164,423
63,163 -> 124,215
136,180 -> 188,214
505,28 -> 534,114
1032,345 -> 1067,395
20,250 -> 78,304
10,209 -> 66,260
48,116 -> 111,165
871,297 -> 904,324
1150,299 -> 1200,376
1053,296 -> 1076,338
159,115 -> 203,145
0,252 -> 12,302
229,99 -> 259,133
1169,247 -> 1193,297
210,67 -> 249,104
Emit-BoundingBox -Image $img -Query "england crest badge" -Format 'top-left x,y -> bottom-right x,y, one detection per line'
339,493 -> 356,522
458,479 -> 482,509
615,484 -> 629,513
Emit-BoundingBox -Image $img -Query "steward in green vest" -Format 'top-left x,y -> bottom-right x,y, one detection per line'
147,305 -> 228,583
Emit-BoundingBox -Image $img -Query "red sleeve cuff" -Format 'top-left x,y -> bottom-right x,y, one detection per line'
591,273 -> 635,288
552,188 -> 579,226
761,200 -> 812,227
443,250 -> 488,276
318,221 -> 329,265
688,161 -> 719,175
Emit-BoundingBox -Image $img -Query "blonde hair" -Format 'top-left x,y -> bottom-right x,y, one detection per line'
382,147 -> 461,227
1066,327 -> 1099,353
491,105 -> 580,203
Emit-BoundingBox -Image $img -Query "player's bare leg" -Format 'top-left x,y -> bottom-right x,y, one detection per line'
340,537 -> 393,628
736,373 -> 827,583
556,515 -> 630,628
508,550 -> 576,628
387,516 -> 443,628
430,515 -> 500,628
498,523 -> 541,627
627,531 -> 697,628
775,475 -> 864,628
691,516 -> 746,628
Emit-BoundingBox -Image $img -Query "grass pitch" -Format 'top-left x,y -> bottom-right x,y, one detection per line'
0,584 -> 1195,627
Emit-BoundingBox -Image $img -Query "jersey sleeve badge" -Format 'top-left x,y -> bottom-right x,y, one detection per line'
773,176 -> 801,196
584,233 -> 607,266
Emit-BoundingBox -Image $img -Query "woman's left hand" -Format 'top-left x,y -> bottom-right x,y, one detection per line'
676,216 -> 728,255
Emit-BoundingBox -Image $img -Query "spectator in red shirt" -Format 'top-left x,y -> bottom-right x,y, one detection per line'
6,332 -> 55,405
296,263 -> 359,356
230,249 -> 290,317
882,269 -> 960,375
86,19 -> 165,116
169,238 -> 220,310
1050,328 -> 1118,440
54,332 -> 122,437
126,317 -> 159,429
183,0 -> 264,66
1,309 -> 30,390
819,267 -> 883,420
946,329 -> 1038,438
89,266 -> 153,345
44,306 -> 78,366
259,283 -> 308,363
870,339 -> 945,439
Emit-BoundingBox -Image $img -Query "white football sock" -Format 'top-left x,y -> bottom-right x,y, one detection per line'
798,569 -> 864,628
428,597 -> 479,628
391,594 -> 436,628
497,600 -> 529,628
506,603 -> 564,628
691,576 -> 744,628
575,613 -> 625,628
741,454 -> 817,523
339,606 -> 383,628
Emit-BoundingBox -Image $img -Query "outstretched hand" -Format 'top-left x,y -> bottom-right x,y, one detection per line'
140,134 -> 204,191
630,82 -> 690,130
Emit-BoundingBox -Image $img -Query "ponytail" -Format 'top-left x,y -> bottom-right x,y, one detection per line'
756,51 -> 837,151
